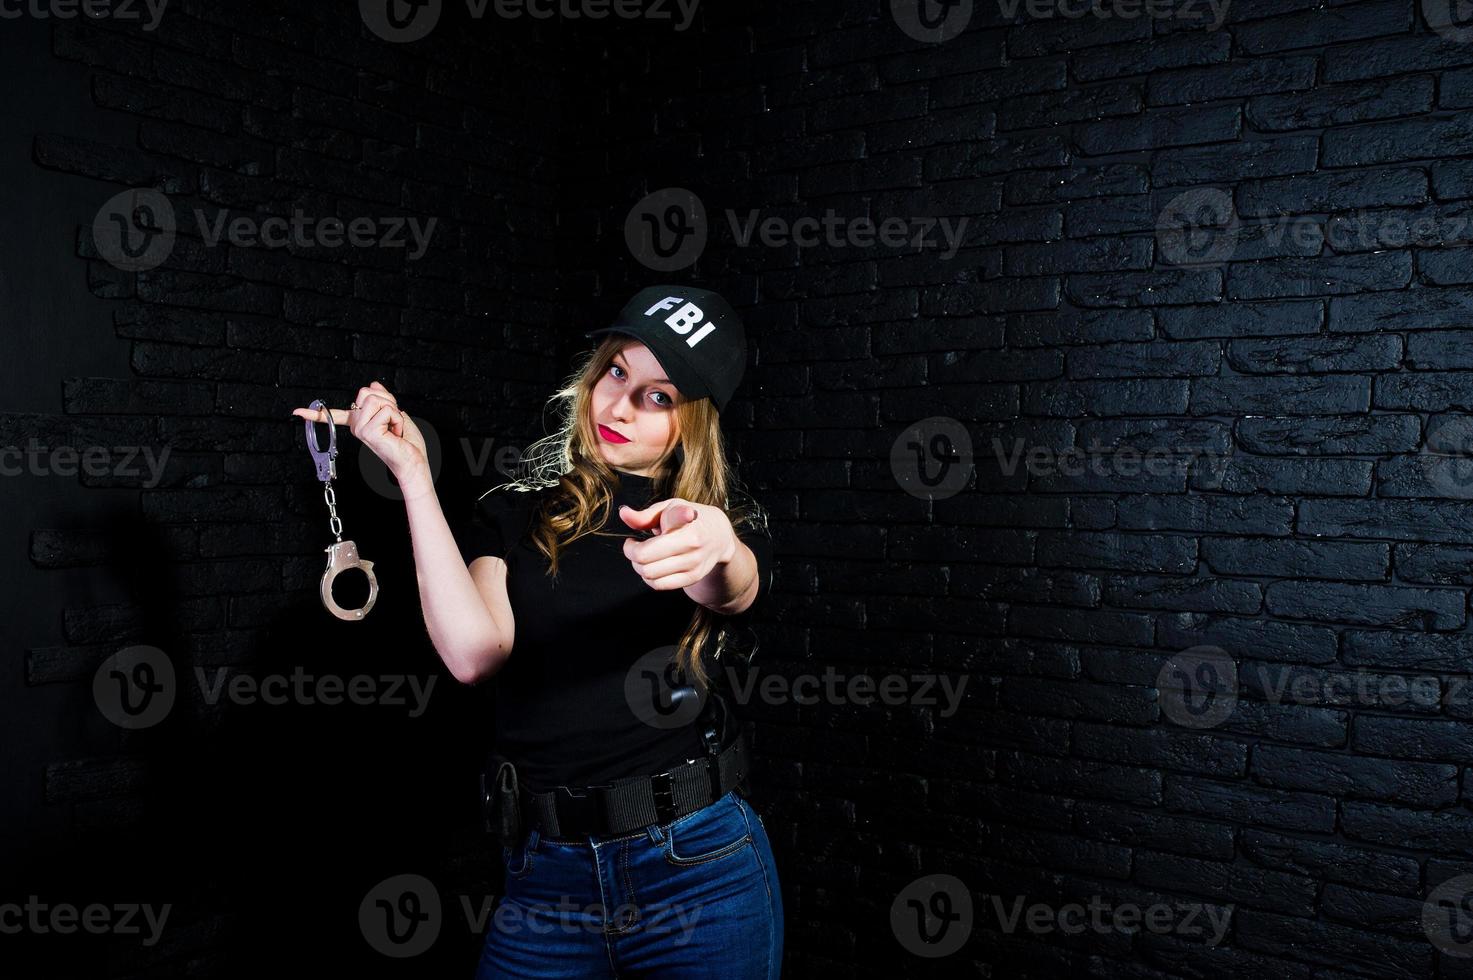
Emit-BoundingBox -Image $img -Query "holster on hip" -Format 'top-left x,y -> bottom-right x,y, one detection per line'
479,754 -> 522,844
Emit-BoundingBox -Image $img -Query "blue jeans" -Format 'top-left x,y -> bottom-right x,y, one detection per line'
474,789 -> 784,978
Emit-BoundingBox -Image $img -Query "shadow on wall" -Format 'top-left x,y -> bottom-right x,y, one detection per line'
20,452 -> 504,977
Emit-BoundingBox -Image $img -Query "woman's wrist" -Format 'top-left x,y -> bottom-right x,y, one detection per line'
718,525 -> 739,566
394,460 -> 436,501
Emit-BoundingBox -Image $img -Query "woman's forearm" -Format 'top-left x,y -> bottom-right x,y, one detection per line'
685,536 -> 760,616
399,464 -> 509,684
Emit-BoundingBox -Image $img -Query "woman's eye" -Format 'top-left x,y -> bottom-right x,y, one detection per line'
610,365 -> 669,406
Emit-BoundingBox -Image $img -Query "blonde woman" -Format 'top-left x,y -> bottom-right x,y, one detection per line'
293,286 -> 782,978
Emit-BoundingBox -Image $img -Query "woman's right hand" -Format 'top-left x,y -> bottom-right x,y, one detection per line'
290,381 -> 429,481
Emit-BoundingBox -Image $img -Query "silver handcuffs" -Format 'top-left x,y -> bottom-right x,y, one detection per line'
304,398 -> 378,621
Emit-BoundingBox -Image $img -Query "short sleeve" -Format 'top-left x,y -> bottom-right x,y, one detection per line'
453,487 -> 529,565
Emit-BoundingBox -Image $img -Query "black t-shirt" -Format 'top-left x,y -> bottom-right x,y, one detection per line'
450,469 -> 774,790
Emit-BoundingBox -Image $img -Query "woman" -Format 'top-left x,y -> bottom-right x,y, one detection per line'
293,285 -> 783,978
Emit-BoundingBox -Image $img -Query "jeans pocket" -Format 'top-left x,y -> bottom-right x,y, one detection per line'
663,792 -> 753,867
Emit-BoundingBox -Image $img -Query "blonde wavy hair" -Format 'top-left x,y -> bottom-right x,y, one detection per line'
490,334 -> 768,690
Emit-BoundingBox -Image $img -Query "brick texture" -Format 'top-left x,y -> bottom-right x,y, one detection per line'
16,0 -> 1473,977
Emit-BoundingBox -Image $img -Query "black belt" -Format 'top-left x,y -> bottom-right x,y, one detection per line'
482,734 -> 750,840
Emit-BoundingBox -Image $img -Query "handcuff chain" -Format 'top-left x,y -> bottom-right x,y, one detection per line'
322,480 -> 343,540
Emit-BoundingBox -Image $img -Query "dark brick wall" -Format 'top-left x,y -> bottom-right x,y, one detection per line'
7,3 -> 572,976
559,2 -> 1473,978
15,0 -> 1473,977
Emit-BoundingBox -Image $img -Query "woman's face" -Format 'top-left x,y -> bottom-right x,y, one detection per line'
590,340 -> 681,477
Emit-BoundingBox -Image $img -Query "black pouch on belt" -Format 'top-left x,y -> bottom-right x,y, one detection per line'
479,754 -> 521,843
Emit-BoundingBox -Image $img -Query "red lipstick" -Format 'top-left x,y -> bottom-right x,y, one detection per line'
598,424 -> 630,444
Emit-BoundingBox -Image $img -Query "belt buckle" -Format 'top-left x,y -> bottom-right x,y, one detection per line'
651,770 -> 679,825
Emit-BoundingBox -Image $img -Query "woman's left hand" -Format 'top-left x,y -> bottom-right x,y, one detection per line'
618,497 -> 738,591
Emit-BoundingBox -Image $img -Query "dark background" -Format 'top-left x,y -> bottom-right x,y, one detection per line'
7,0 -> 1473,977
